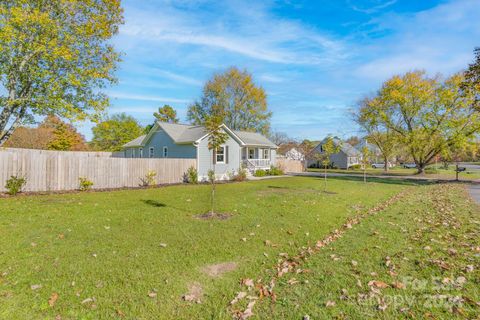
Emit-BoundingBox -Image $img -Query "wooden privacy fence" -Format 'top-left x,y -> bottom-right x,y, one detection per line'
0,148 -> 196,192
276,158 -> 304,173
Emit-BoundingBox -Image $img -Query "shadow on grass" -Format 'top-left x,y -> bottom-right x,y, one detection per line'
314,175 -> 435,186
141,199 -> 167,207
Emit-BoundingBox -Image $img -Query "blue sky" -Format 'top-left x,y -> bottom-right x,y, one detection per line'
79,0 -> 480,140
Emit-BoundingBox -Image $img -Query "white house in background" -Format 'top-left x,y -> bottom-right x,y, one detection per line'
284,148 -> 305,161
306,137 -> 361,169
122,121 -> 278,180
355,139 -> 395,167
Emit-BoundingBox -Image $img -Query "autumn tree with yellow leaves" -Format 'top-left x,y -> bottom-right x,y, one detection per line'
0,0 -> 124,145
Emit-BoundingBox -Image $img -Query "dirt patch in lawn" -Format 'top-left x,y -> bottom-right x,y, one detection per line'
182,282 -> 203,303
202,262 -> 238,278
195,212 -> 233,220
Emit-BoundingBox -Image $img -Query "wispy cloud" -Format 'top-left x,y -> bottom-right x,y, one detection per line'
153,69 -> 202,86
109,92 -> 190,104
119,1 -> 347,65
354,0 -> 480,81
86,0 -> 478,142
349,0 -> 397,14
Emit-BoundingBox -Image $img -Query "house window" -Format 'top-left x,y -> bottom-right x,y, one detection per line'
131,149 -> 135,158
216,146 -> 225,163
163,146 -> 168,158
263,149 -> 269,159
139,148 -> 143,158
149,147 -> 154,158
248,148 -> 255,159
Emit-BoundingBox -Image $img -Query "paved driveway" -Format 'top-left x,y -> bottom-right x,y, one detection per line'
468,184 -> 480,205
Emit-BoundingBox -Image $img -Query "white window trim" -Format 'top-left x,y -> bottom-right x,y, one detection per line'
132,149 -> 135,158
163,146 -> 168,158
139,148 -> 143,158
263,149 -> 269,159
149,147 -> 154,158
216,146 -> 225,163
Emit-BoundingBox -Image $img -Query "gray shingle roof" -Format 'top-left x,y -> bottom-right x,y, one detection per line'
122,122 -> 277,148
233,130 -> 277,147
123,135 -> 146,147
333,138 -> 361,156
356,139 -> 381,154
314,137 -> 361,157
159,122 -> 207,143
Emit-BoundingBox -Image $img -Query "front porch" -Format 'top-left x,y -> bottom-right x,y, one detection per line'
241,147 -> 273,172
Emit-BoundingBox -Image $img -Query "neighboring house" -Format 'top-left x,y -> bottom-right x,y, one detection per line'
355,139 -> 395,166
123,121 -> 278,180
284,147 -> 305,161
306,137 -> 361,169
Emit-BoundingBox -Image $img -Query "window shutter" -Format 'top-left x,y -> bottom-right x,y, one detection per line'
226,146 -> 229,164
213,149 -> 216,164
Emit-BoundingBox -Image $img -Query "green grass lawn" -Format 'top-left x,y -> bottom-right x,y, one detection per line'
308,165 -> 480,181
253,183 -> 480,319
0,177 -> 414,319
1,177 -> 477,319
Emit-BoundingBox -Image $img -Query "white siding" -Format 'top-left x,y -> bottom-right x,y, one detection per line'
197,131 -> 242,181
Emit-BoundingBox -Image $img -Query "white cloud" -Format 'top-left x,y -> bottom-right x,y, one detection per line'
259,74 -> 285,83
109,92 -> 190,104
119,1 -> 347,65
153,69 -> 202,86
354,0 -> 480,81
349,0 -> 397,14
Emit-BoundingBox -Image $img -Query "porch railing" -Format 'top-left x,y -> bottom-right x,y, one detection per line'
243,159 -> 271,168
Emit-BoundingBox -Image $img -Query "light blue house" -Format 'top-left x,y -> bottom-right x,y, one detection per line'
123,122 -> 278,180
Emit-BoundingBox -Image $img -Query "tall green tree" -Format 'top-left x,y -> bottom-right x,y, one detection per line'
187,67 -> 271,134
91,113 -> 143,151
154,105 -> 179,123
354,100 -> 397,172
462,47 -> 480,110
357,71 -> 479,174
0,0 -> 123,145
205,116 -> 228,215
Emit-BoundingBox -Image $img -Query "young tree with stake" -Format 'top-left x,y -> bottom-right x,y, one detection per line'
360,146 -> 372,183
205,116 -> 228,214
311,137 -> 341,192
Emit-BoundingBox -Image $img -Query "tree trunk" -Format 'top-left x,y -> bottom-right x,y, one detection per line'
211,165 -> 216,214
383,156 -> 389,172
324,165 -> 327,192
455,162 -> 459,181
416,164 -> 426,175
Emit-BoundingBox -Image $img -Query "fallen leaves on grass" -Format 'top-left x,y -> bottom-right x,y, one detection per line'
230,292 -> 247,305
325,300 -> 336,307
48,292 -> 59,307
81,297 -> 94,304
368,280 -> 389,289
229,190 -> 409,319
